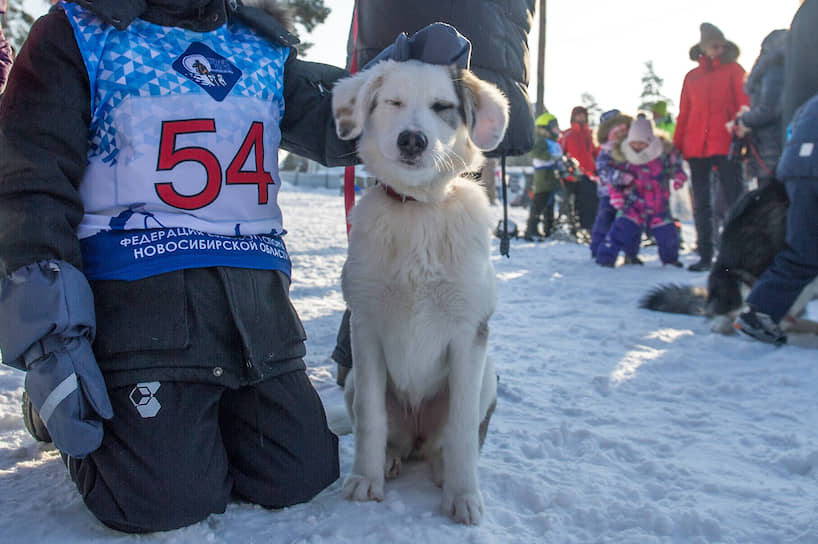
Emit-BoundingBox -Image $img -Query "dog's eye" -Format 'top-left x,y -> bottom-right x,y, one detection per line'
386,99 -> 403,108
432,102 -> 455,113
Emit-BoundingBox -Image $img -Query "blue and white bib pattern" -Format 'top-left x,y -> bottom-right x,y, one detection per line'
62,3 -> 293,280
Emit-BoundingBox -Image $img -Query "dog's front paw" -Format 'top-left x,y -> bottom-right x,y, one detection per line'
711,314 -> 736,335
441,488 -> 484,525
344,473 -> 384,502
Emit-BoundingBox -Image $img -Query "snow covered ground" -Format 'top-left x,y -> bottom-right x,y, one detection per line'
1,182 -> 816,543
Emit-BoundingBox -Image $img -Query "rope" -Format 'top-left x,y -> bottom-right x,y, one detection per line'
343,1 -> 360,236
747,139 -> 774,176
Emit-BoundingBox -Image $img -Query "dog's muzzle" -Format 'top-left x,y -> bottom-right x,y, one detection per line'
397,130 -> 428,160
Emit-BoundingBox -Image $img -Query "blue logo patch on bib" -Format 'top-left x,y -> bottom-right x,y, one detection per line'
173,42 -> 242,102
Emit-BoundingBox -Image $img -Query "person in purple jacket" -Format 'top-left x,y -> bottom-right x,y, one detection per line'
590,109 -> 632,259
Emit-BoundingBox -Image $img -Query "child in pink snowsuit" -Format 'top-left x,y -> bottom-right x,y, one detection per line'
596,116 -> 687,267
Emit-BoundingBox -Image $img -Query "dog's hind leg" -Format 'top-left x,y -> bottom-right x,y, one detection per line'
383,388 -> 416,481
478,397 -> 497,449
478,357 -> 498,450
428,448 -> 444,487
384,448 -> 403,480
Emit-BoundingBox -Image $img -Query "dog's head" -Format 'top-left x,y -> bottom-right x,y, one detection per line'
332,60 -> 509,200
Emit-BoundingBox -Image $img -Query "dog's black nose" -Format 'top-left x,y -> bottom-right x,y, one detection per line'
397,130 -> 428,158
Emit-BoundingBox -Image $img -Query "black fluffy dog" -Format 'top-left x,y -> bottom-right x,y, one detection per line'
640,180 -> 789,332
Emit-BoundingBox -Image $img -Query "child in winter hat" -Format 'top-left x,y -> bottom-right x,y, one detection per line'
622,115 -> 664,165
590,109 -> 633,258
597,109 -> 632,147
525,112 -> 566,241
595,115 -> 687,267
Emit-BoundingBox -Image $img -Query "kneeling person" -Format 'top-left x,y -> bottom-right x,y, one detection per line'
0,1 -> 352,533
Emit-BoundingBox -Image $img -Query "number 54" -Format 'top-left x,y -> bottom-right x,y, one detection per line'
155,119 -> 274,210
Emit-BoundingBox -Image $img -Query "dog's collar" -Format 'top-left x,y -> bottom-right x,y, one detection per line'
380,182 -> 416,202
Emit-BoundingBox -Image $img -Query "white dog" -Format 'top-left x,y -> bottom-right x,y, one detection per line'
332,59 -> 509,525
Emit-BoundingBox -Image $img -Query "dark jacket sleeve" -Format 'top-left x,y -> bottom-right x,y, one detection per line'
739,66 -> 783,129
0,10 -> 91,277
279,54 -> 359,167
782,0 -> 818,135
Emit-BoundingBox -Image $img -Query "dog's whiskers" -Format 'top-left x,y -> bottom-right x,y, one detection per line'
432,148 -> 467,172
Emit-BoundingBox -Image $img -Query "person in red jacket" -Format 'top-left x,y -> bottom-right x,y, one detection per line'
674,23 -> 749,271
559,106 -> 599,237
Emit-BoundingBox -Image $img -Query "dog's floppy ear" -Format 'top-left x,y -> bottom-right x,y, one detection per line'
457,70 -> 510,151
332,63 -> 388,141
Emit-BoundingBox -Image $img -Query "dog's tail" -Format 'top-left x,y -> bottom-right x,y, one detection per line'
639,283 -> 709,316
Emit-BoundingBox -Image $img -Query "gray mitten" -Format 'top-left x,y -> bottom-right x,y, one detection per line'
0,261 -> 113,457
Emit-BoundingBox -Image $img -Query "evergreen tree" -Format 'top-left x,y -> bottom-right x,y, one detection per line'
286,0 -> 330,55
2,0 -> 41,52
580,92 -> 602,128
638,60 -> 671,113
288,0 -> 330,33
1,1 -> 333,55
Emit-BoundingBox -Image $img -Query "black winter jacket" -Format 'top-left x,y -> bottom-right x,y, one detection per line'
0,0 -> 356,386
739,29 -> 787,180
346,0 -> 535,158
782,0 -> 818,142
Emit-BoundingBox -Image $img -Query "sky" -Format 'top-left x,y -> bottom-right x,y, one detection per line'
18,0 -> 800,125
1,182 -> 817,542
304,0 -> 800,125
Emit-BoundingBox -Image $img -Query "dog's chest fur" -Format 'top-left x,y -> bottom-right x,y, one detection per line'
342,179 -> 496,404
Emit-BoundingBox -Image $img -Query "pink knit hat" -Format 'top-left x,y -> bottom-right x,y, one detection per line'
626,116 -> 656,145
623,116 -> 663,164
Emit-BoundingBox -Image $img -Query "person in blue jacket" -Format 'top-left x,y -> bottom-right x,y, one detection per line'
735,92 -> 818,345
0,0 -> 356,533
524,112 -> 566,241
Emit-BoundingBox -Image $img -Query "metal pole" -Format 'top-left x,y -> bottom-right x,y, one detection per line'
536,0 -> 546,115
